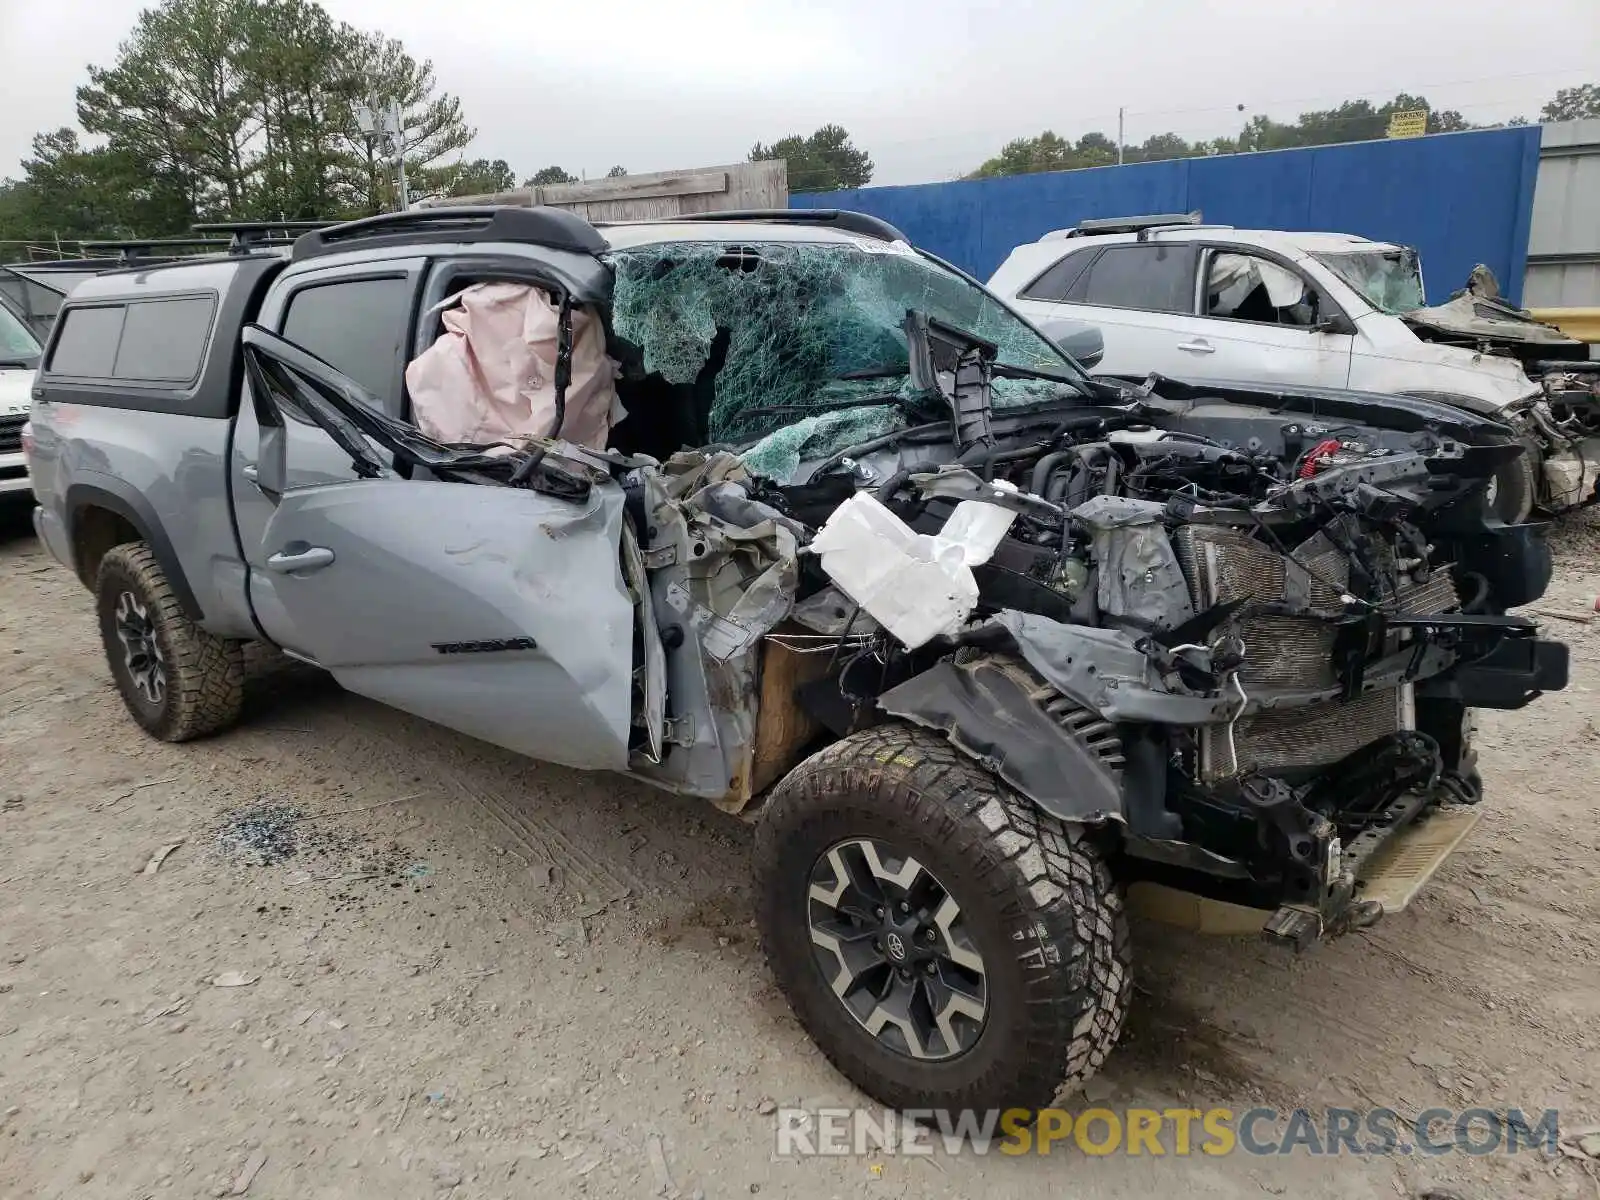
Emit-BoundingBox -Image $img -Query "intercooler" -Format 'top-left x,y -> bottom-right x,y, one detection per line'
1173,526 -> 1455,780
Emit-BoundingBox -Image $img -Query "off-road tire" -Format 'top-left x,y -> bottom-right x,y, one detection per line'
95,543 -> 244,742
754,724 -> 1131,1116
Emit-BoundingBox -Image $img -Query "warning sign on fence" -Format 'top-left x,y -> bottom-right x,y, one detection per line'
1387,109 -> 1429,139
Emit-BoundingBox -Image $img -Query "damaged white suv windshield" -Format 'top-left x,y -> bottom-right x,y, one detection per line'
1309,245 -> 1427,314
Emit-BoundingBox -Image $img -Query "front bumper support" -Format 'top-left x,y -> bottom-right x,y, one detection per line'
1417,634 -> 1569,708
1262,794 -> 1483,951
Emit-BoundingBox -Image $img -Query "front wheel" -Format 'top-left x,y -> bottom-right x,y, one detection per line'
754,725 -> 1131,1116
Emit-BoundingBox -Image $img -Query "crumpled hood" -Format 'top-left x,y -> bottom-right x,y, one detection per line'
1401,292 -> 1585,350
0,367 -> 32,419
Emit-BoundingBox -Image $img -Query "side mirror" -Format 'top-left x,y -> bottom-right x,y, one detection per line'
242,347 -> 287,502
1044,321 -> 1105,370
1315,312 -> 1357,337
253,421 -> 287,502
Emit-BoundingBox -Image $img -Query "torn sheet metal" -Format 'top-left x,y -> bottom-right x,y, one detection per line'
878,656 -> 1125,824
996,610 -> 1231,725
1401,290 -> 1585,350
1071,495 -> 1196,632
789,584 -> 881,637
619,517 -> 666,763
633,451 -> 803,808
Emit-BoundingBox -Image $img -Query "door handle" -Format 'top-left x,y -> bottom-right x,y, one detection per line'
266,546 -> 335,574
242,463 -> 258,482
1177,340 -> 1215,354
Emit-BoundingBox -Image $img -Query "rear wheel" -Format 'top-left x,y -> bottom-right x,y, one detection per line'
754,725 -> 1130,1116
96,543 -> 244,741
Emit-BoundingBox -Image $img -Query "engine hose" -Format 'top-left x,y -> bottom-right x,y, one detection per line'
958,441 -> 1051,479
1030,450 -> 1076,497
958,409 -> 1110,474
1456,570 -> 1490,614
956,440 -> 994,468
1046,468 -> 1073,506
875,468 -> 914,504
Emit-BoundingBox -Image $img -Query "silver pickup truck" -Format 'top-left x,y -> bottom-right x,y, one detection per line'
23,206 -> 1569,1118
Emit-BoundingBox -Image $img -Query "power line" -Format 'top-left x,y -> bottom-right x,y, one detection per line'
1113,64 -> 1595,124
830,65 -> 1592,159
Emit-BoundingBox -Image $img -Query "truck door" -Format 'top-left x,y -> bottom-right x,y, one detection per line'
230,259 -> 426,645
235,325 -> 638,773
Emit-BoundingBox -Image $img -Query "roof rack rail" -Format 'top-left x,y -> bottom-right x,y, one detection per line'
192,220 -> 333,253
292,205 -> 607,262
1061,211 -> 1221,240
77,237 -> 232,263
613,208 -> 909,245
78,237 -> 227,250
3,256 -> 131,276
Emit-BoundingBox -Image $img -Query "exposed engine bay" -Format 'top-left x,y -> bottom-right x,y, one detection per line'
729,315 -> 1569,941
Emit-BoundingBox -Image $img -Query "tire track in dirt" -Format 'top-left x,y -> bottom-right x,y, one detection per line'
450,775 -> 637,905
309,701 -> 652,906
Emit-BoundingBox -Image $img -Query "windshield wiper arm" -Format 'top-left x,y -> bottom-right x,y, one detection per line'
991,362 -> 1088,391
0,358 -> 37,370
836,366 -> 909,380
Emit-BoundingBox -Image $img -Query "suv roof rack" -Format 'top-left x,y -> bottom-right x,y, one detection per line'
604,209 -> 909,245
192,220 -> 333,252
1056,211 -> 1226,241
292,206 -> 607,262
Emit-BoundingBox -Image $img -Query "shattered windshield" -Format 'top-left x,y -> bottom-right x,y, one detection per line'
605,240 -> 1083,459
1310,247 -> 1426,315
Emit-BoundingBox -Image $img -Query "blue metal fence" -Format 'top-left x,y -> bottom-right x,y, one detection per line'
793,126 -> 1543,305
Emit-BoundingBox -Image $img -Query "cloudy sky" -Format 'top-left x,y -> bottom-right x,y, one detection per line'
2,0 -> 1596,186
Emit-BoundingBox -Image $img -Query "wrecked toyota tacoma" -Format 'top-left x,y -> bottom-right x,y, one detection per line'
25,207 -> 1569,1115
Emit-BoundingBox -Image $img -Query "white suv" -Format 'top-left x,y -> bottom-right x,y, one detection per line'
0,299 -> 39,500
990,214 -> 1600,522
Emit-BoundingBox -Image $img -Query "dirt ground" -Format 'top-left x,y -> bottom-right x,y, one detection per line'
1,499 -> 1597,1200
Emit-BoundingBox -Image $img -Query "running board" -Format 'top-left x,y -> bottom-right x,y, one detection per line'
1352,804 -> 1483,915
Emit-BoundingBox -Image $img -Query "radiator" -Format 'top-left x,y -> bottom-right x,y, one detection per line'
1174,525 -> 1455,781
1201,687 -> 1409,779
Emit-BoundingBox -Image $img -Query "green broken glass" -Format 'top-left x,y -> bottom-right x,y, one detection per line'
605,240 -> 1078,480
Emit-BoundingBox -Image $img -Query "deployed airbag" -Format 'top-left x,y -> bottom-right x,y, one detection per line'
406,282 -> 623,451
